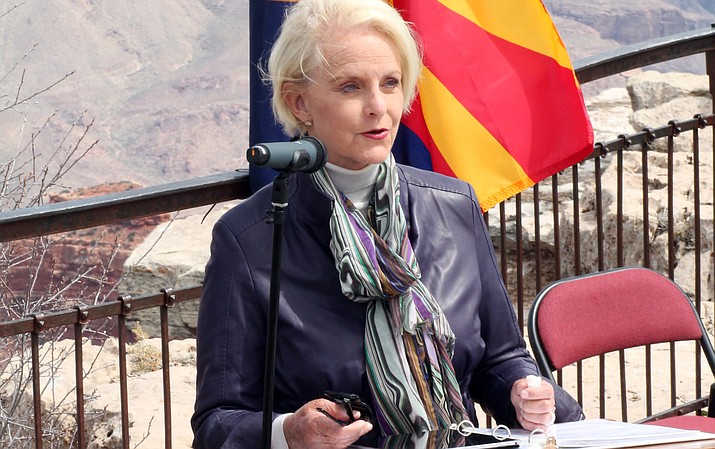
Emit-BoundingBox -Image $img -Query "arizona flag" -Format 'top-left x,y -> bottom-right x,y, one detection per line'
390,0 -> 593,211
249,0 -> 594,211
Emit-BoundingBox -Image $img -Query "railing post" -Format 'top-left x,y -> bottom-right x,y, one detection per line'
75,307 -> 90,449
708,25 -> 715,115
30,315 -> 45,449
117,296 -> 133,449
160,288 -> 176,449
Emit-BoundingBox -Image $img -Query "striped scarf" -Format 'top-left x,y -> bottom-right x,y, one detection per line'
311,154 -> 468,435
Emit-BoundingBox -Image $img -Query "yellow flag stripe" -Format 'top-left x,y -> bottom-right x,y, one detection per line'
436,0 -> 572,70
419,68 -> 532,207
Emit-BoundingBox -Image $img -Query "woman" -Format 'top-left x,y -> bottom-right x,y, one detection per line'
191,0 -> 583,448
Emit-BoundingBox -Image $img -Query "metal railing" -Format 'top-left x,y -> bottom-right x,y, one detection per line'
491,113 -> 715,422
0,25 -> 714,449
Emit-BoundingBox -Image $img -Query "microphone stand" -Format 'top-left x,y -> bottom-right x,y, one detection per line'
262,171 -> 290,449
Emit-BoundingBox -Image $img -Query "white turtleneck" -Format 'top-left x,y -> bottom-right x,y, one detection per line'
324,162 -> 380,218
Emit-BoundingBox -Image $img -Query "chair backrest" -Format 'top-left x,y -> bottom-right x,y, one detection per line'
529,267 -> 714,373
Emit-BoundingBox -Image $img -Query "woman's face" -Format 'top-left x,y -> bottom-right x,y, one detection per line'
284,29 -> 405,170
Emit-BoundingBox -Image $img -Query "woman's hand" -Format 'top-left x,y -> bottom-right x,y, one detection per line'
283,398 -> 373,449
510,376 -> 556,431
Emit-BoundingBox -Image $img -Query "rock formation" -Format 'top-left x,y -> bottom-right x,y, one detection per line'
118,205 -> 233,339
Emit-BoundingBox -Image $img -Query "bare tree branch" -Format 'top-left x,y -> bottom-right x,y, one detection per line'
0,4 -> 126,447
1,70 -> 75,114
0,42 -> 36,92
0,2 -> 26,21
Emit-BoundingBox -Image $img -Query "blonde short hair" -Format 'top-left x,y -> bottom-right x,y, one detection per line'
266,0 -> 422,137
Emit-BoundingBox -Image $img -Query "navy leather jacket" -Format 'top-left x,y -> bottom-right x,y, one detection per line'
191,165 -> 583,448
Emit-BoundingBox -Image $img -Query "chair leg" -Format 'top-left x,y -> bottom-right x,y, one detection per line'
708,383 -> 715,418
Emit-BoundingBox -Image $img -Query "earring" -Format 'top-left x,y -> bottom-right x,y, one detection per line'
305,120 -> 312,126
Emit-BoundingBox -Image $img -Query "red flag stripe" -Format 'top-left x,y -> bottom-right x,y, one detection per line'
395,0 -> 592,179
401,95 -> 456,178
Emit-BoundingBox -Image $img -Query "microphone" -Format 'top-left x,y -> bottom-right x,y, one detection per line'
246,136 -> 328,173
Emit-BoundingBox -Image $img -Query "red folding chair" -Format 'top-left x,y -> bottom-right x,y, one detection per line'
528,267 -> 715,431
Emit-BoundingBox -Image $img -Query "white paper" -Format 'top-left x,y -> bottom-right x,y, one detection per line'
506,419 -> 715,448
349,419 -> 715,449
